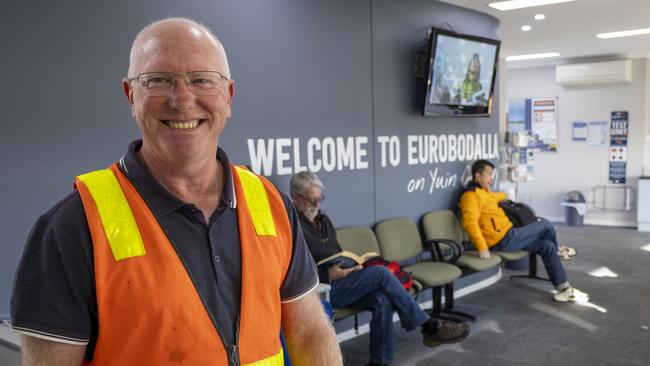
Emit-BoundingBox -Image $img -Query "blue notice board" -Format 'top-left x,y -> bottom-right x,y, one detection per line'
572,122 -> 587,141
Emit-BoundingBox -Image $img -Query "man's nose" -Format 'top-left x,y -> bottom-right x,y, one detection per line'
168,78 -> 195,109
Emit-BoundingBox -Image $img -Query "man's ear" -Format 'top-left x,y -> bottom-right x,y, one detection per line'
225,79 -> 235,118
122,78 -> 133,102
122,78 -> 136,117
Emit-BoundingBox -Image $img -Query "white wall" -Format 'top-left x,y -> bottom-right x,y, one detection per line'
506,58 -> 647,227
644,57 -> 650,175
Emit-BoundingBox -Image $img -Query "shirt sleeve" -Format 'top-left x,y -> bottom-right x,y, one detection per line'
495,191 -> 507,202
459,191 -> 489,251
277,192 -> 319,303
10,192 -> 96,346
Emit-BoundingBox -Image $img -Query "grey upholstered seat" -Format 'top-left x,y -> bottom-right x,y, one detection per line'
422,210 -> 502,271
333,226 -> 422,327
336,226 -> 382,257
374,217 -> 462,287
492,250 -> 529,261
336,226 -> 422,293
373,217 -> 463,320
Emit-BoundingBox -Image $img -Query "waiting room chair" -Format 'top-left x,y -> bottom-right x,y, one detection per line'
373,218 -> 463,321
455,213 -> 548,282
336,226 -> 423,295
422,210 -> 503,321
334,226 -> 423,333
422,210 -> 503,272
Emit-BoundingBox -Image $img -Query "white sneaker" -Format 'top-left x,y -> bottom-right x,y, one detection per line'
558,245 -> 577,260
553,286 -> 589,302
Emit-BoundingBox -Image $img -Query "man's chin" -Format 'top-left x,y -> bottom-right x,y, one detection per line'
304,211 -> 319,221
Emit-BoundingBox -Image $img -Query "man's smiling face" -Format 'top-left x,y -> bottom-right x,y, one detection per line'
124,21 -> 234,164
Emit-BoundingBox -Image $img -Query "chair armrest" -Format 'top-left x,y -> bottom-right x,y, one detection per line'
424,238 -> 464,264
461,240 -> 474,251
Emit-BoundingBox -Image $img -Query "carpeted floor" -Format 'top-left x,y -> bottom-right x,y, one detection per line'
339,225 -> 650,365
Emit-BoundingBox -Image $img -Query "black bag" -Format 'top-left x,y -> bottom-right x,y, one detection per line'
499,200 -> 538,227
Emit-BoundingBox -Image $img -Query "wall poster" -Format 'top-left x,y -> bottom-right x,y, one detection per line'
507,97 -> 558,152
572,122 -> 587,141
609,111 -> 628,184
530,98 -> 558,152
587,121 -> 608,146
506,99 -> 527,133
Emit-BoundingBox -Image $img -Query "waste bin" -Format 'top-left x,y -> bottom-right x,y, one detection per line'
561,191 -> 586,226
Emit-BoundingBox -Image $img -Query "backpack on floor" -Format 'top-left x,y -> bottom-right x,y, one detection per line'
363,257 -> 415,292
499,200 -> 538,227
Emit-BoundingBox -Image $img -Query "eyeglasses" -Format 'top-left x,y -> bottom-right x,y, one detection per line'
297,193 -> 325,207
128,71 -> 229,96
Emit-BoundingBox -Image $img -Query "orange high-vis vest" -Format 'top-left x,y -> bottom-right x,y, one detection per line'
74,163 -> 292,366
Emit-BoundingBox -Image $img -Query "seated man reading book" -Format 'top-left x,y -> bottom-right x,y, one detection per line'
290,171 -> 469,366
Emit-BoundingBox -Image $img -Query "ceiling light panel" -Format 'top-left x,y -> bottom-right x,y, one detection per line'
597,28 -> 650,39
506,52 -> 560,61
489,0 -> 575,11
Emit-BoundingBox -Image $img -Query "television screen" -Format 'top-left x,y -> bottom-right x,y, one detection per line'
423,28 -> 500,117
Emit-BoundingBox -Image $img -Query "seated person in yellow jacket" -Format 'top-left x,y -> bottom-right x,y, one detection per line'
458,160 -> 588,302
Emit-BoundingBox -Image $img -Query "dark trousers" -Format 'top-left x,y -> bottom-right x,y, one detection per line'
493,218 -> 568,287
330,266 -> 429,364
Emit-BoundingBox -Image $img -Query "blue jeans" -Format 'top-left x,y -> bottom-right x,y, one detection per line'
330,266 -> 429,364
493,218 -> 568,287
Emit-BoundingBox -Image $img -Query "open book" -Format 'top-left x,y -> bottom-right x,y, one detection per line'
316,251 -> 380,269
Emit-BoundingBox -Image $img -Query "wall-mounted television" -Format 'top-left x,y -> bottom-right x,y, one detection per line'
422,28 -> 500,117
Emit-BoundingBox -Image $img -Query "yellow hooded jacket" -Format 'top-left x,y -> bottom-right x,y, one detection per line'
458,183 -> 513,251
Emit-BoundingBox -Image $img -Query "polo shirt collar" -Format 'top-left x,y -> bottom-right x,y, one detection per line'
118,140 -> 235,217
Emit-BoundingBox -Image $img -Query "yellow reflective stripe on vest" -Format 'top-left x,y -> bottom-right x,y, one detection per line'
243,349 -> 284,366
235,166 -> 277,237
78,169 -> 146,261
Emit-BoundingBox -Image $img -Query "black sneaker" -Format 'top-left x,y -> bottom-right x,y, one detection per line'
422,320 -> 470,348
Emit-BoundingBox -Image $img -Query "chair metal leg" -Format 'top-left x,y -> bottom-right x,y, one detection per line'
431,287 -> 442,317
427,286 -> 475,321
442,283 -> 476,321
441,309 -> 476,321
510,253 -> 550,282
354,314 -> 359,334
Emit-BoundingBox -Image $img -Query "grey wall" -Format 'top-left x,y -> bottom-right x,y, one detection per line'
0,0 -> 500,316
371,1 -> 500,221
507,61 -> 646,226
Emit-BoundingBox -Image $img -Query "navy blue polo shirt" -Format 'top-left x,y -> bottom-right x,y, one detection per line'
10,140 -> 318,357
298,210 -> 342,284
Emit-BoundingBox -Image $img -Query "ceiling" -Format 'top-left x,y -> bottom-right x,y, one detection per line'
440,0 -> 650,68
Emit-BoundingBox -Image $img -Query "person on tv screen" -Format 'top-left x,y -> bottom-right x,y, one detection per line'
460,53 -> 484,105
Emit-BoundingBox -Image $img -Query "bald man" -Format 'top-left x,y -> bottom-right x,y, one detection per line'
11,18 -> 340,365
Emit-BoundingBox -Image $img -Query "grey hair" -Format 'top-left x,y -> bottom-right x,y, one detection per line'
127,17 -> 230,78
290,171 -> 324,196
